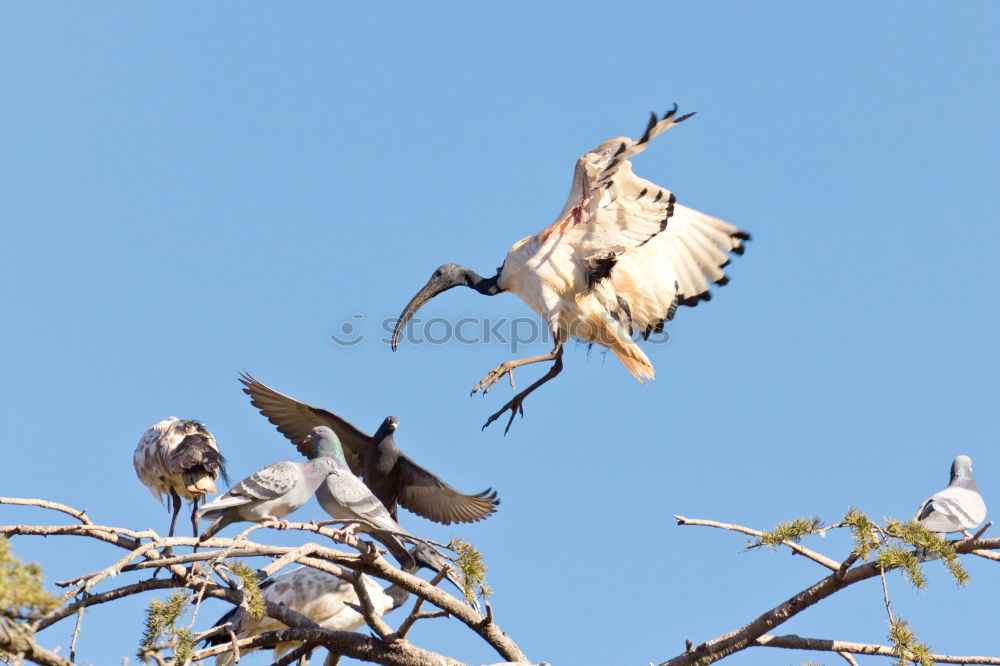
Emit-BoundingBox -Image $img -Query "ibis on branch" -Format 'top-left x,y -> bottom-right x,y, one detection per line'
133,417 -> 228,537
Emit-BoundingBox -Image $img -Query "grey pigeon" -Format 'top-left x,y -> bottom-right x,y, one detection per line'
198,457 -> 339,541
913,455 -> 987,559
302,426 -> 416,571
239,373 -> 500,524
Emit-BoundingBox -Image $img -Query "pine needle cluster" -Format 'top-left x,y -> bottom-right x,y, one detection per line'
139,591 -> 195,663
224,560 -> 265,621
888,617 -> 932,666
448,537 -> 491,604
747,516 -> 823,550
0,537 -> 58,619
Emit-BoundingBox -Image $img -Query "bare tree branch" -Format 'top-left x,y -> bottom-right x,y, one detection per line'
661,518 -> 1000,665
673,515 -> 840,570
0,497 -> 93,525
1,502 -> 529,666
1,617 -> 76,666
752,634 -> 1000,664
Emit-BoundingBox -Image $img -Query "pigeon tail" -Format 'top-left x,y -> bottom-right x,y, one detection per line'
373,531 -> 416,571
199,514 -> 235,542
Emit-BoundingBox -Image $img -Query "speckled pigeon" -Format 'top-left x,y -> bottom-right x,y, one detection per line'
239,372 -> 500,525
913,455 -> 987,559
198,457 -> 339,541
302,426 -> 416,571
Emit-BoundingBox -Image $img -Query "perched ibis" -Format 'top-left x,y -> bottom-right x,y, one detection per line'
392,107 -> 750,432
134,417 -> 227,538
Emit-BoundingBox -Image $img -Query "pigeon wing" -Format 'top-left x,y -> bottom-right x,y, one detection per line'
239,372 -> 369,474
231,461 -> 299,502
396,454 -> 500,525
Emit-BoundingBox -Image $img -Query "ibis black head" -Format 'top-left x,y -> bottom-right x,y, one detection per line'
391,263 -> 503,350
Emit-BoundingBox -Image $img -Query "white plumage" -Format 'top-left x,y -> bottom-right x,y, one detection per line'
213,566 -> 402,666
914,455 -> 987,537
498,109 -> 748,381
393,107 -> 749,431
134,417 -> 226,537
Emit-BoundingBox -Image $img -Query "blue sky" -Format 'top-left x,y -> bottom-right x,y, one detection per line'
1,3 -> 998,665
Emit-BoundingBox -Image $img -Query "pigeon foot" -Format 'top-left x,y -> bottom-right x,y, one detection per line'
262,515 -> 290,530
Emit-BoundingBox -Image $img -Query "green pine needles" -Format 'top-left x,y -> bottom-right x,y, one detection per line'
448,537 -> 491,604
223,560 -> 264,621
0,537 -> 58,620
747,516 -> 823,550
888,617 -> 932,666
139,591 -> 195,664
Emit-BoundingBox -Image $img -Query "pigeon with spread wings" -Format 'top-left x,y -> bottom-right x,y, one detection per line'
391,107 -> 750,432
239,372 -> 500,525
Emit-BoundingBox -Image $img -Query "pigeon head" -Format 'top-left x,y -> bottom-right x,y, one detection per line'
303,426 -> 348,467
950,455 -> 977,488
374,416 -> 400,438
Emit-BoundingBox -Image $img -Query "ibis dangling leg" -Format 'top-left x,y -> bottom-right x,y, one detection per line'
168,488 -> 183,538
480,344 -> 564,434
471,342 -> 566,395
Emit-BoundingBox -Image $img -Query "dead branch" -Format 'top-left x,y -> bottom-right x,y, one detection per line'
752,634 -> 1000,664
673,515 -> 840,570
661,518 -> 1000,665
0,498 -> 92,525
1,500 -> 528,666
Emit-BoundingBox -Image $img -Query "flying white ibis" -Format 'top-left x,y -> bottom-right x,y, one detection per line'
134,417 -> 228,537
392,107 -> 750,432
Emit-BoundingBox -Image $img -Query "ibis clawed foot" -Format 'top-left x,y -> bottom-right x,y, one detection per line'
480,345 -> 564,434
470,361 -> 520,395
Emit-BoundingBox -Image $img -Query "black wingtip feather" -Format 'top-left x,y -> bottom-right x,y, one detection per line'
676,111 -> 697,123
638,111 -> 658,145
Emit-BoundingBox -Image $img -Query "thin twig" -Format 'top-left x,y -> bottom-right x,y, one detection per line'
68,606 -> 85,662
0,497 -> 93,525
674,515 -> 840,571
751,634 -> 1000,664
394,566 -> 449,639
837,651 -> 859,665
348,571 -> 393,640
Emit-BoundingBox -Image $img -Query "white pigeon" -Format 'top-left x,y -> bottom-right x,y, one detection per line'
211,566 -> 398,666
913,455 -> 987,559
208,545 -> 462,665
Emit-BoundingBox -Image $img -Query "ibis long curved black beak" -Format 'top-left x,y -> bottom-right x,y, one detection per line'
391,264 -> 502,351
391,273 -> 461,351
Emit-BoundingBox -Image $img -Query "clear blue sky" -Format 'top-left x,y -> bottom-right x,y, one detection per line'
2,3 -> 998,665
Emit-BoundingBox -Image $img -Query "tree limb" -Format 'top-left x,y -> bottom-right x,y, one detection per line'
752,634 -> 1000,664
674,515 -> 840,571
660,523 -> 1000,665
